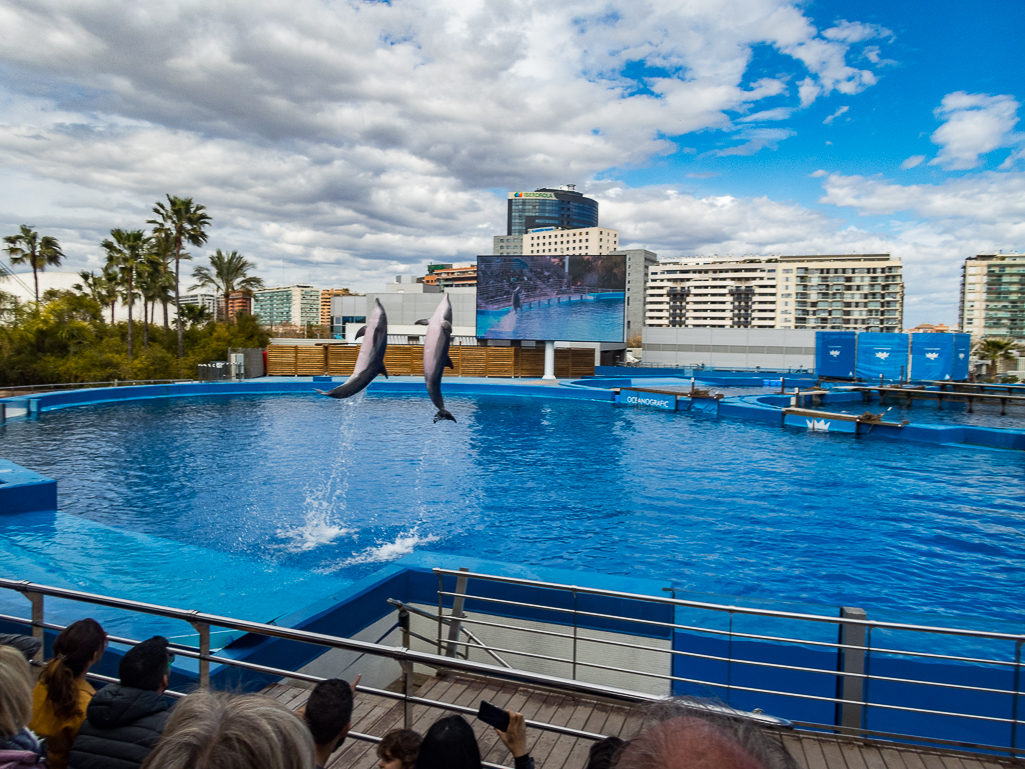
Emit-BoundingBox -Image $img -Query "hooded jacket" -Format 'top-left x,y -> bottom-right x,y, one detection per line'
0,728 -> 46,769
67,684 -> 170,769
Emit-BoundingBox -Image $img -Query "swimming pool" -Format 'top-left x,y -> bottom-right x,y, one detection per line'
2,388 -> 1022,637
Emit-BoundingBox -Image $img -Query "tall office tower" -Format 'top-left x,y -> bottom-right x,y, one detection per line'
959,253 -> 1025,338
646,254 -> 903,331
507,186 -> 598,235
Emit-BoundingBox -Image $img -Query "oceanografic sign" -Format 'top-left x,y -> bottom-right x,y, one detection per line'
621,391 -> 676,410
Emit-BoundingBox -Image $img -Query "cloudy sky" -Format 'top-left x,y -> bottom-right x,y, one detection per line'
0,0 -> 1022,326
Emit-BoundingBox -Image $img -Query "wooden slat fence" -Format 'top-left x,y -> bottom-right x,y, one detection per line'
265,344 -> 595,378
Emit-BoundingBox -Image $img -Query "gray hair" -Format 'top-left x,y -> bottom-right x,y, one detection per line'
614,697 -> 799,769
140,691 -> 315,769
0,646 -> 32,739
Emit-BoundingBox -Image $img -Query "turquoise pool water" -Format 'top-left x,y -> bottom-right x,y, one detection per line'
1,391 -> 1023,637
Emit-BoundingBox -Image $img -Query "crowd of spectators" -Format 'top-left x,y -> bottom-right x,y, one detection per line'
0,618 -> 796,769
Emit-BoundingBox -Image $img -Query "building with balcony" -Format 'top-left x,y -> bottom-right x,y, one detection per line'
253,284 -> 320,327
320,289 -> 351,327
216,290 -> 253,321
646,254 -> 903,332
959,253 -> 1025,338
523,226 -> 618,255
430,265 -> 477,289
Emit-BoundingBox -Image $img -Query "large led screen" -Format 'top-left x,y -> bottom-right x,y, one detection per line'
476,254 -> 626,342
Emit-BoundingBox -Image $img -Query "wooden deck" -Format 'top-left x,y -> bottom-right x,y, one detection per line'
262,674 -> 1021,769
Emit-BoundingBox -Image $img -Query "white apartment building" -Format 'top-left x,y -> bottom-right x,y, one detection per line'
959,252 -> 1025,338
646,254 -> 903,332
252,284 -> 321,326
523,226 -> 619,255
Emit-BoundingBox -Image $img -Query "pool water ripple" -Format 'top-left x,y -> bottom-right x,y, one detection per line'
0,391 -> 1023,628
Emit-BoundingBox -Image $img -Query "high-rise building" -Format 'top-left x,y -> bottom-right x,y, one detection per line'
959,253 -> 1025,338
430,265 -> 477,289
646,254 -> 903,332
612,249 -> 658,335
253,284 -> 320,326
507,187 -> 598,235
320,289 -> 351,327
217,290 -> 253,321
179,293 -> 218,319
493,235 -> 523,255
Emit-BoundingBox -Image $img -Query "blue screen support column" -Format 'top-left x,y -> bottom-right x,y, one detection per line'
952,334 -> 972,380
910,334 -> 954,381
815,331 -> 857,378
855,332 -> 910,383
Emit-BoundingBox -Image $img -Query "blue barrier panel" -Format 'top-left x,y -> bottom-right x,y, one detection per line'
0,460 -> 58,514
910,334 -> 953,381
815,331 -> 857,378
621,391 -> 676,410
783,413 -> 856,433
690,397 -> 719,415
952,334 -> 972,380
856,333 -> 909,382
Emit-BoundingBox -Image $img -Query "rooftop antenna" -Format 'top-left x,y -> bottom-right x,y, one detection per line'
565,183 -> 576,191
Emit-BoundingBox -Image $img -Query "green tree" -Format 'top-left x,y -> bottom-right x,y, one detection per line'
148,196 -> 211,358
73,269 -> 120,323
191,249 -> 264,323
973,337 -> 1023,380
137,256 -> 175,348
2,225 -> 64,304
179,303 -> 213,327
149,231 -> 176,329
102,229 -> 152,362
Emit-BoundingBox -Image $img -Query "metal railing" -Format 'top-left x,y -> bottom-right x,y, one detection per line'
429,568 -> 1024,756
0,577 -> 786,769
0,379 -> 192,398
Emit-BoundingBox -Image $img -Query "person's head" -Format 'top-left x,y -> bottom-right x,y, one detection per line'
614,699 -> 797,769
303,678 -> 353,750
0,645 -> 33,740
120,636 -> 172,693
377,728 -> 422,769
40,618 -> 107,720
414,715 -> 480,769
140,691 -> 315,769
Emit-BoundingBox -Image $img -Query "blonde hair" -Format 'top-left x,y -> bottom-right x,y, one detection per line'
141,691 -> 315,769
0,645 -> 33,739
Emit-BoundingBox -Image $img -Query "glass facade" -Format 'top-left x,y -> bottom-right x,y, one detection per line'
507,189 -> 598,235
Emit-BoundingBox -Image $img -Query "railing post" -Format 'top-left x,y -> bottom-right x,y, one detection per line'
1012,639 -> 1023,753
571,589 -> 578,680
191,621 -> 210,690
17,589 -> 44,663
401,658 -> 415,729
836,607 -> 867,733
0,402 -> 6,424
726,612 -> 734,705
444,568 -> 469,658
436,574 -> 444,655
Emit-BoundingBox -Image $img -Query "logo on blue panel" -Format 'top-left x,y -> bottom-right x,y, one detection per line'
926,352 -> 939,360
829,349 -> 840,357
806,419 -> 831,431
875,351 -> 890,360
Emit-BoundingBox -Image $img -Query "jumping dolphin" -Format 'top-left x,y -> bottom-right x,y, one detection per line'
414,294 -> 456,423
316,298 -> 388,399
512,286 -> 522,312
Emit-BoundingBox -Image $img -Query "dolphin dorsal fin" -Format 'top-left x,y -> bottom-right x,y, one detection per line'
445,355 -> 454,369
441,321 -> 452,332
354,325 -> 367,340
414,318 -> 429,326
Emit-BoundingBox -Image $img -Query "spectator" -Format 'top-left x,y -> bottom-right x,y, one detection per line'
29,618 -> 107,769
376,728 -> 421,769
302,678 -> 354,769
0,646 -> 46,769
139,690 -> 314,769
612,698 -> 797,769
415,711 -> 534,769
69,636 -> 174,769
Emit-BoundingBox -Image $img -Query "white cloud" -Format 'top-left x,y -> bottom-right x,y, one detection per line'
929,92 -> 1023,170
708,128 -> 795,156
823,106 -> 849,124
901,155 -> 925,170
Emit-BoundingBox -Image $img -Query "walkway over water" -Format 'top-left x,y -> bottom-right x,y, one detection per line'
263,674 -> 1021,769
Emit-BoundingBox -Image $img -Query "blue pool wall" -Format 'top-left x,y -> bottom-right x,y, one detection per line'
0,458 -> 57,514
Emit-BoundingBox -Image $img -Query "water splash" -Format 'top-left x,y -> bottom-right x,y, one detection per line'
276,392 -> 365,552
318,530 -> 440,571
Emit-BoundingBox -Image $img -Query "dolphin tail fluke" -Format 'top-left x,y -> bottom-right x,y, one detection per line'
433,408 -> 457,424
314,389 -> 329,395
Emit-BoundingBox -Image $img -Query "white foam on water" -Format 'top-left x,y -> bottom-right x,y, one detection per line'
276,391 -> 365,553
319,531 -> 440,571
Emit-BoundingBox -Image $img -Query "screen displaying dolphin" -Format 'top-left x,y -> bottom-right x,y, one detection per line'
415,294 -> 456,423
316,298 -> 388,399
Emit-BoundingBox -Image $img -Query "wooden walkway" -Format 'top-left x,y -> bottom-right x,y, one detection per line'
262,674 -> 1021,769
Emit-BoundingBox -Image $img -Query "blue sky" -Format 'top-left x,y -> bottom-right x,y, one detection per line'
0,0 -> 1022,326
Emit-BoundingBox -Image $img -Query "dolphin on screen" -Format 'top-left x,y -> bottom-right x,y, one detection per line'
316,298 -> 388,399
415,294 -> 457,423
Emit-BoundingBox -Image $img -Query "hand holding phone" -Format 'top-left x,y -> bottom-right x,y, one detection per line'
477,700 -> 511,732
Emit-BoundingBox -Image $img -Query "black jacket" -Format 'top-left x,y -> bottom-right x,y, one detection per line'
68,684 -> 170,769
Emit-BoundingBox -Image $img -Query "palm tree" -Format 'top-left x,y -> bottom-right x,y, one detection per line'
136,257 -> 174,348
148,196 -> 211,357
191,249 -> 263,323
102,229 -> 151,362
3,225 -> 64,304
149,231 -> 176,329
73,269 -> 119,322
973,337 -> 1022,380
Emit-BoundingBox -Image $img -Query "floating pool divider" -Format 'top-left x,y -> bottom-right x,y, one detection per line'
781,408 -> 905,435
615,383 -> 724,414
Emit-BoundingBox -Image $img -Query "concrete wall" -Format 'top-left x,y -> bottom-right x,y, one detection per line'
643,327 -> 816,369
